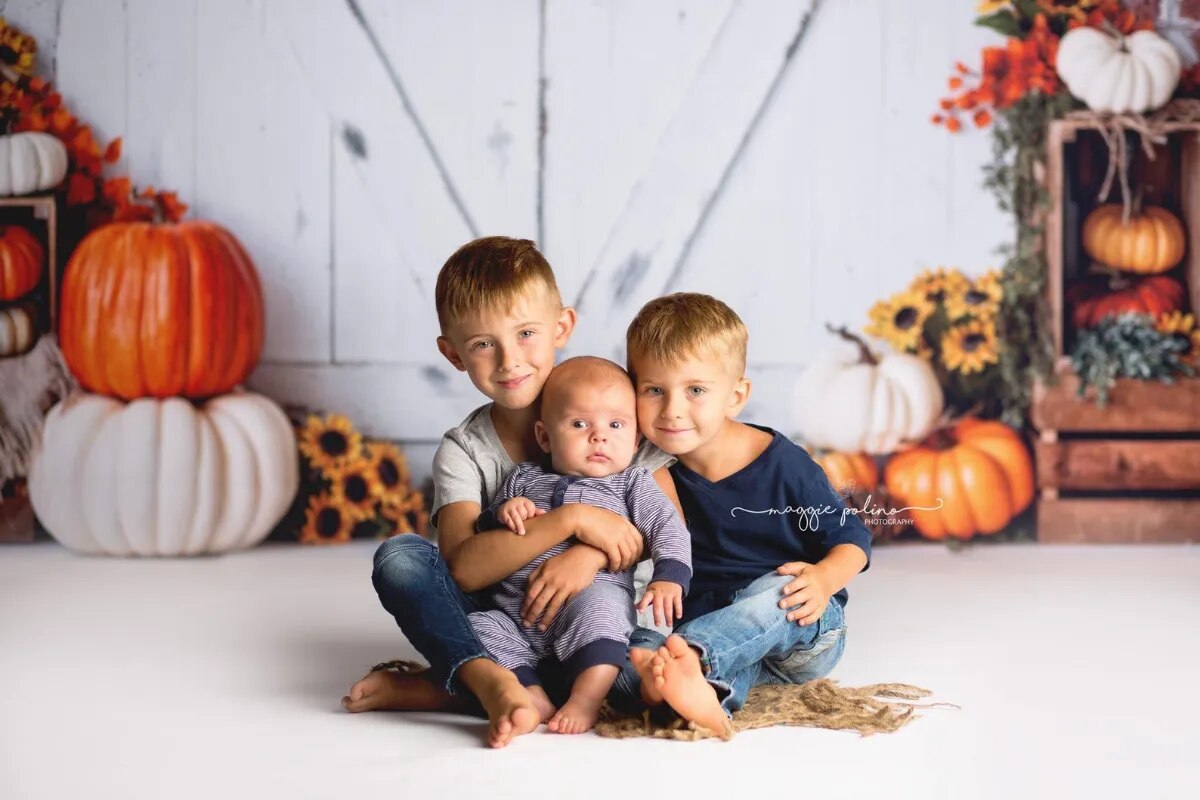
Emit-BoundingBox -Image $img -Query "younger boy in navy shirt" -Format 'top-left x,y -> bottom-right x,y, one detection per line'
613,293 -> 872,738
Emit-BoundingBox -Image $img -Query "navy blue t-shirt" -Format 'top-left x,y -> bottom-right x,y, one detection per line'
670,425 -> 872,625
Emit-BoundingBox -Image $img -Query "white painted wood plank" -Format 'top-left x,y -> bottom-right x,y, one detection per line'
543,0 -> 734,306
125,0 -> 196,202
561,0 -> 816,363
56,0 -> 126,171
268,0 -> 475,363
247,361 -> 482,442
195,0 -> 331,363
356,0 -> 539,240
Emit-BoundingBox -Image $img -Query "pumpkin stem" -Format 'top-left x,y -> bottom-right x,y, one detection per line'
924,425 -> 958,452
825,323 -> 879,366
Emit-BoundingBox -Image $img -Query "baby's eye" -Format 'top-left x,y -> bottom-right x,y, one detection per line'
609,421 -> 624,430
571,420 -> 588,429
688,386 -> 706,396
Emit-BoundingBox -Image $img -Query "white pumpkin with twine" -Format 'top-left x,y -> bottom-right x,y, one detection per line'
1056,26 -> 1181,114
29,391 -> 298,556
794,325 -> 944,456
0,132 -> 69,196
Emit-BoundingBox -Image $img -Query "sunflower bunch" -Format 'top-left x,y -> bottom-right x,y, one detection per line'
865,268 -> 1006,414
287,413 -> 427,545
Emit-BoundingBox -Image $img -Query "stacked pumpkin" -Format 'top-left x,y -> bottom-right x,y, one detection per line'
795,325 -> 1034,541
0,131 -> 69,358
28,206 -> 299,556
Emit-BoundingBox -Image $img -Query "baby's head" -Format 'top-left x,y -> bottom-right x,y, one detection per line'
534,357 -> 639,478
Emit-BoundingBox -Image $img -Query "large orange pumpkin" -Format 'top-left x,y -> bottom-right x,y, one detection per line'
1081,204 -> 1185,275
60,221 -> 264,400
1067,274 -> 1184,329
0,225 -> 44,301
883,418 -> 1033,540
813,450 -> 878,496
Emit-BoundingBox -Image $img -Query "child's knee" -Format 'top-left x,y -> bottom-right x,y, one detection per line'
372,533 -> 435,579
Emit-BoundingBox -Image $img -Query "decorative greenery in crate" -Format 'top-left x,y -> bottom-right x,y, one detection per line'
1070,311 -> 1200,404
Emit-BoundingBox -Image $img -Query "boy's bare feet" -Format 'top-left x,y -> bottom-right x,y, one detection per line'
547,664 -> 618,735
459,659 -> 541,748
341,668 -> 462,713
526,685 -> 557,723
652,635 -> 734,740
629,647 -> 665,707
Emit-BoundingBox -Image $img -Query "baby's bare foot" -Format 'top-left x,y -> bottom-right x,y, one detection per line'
654,635 -> 734,740
629,647 -> 665,707
527,685 -> 557,723
547,693 -> 605,734
341,668 -> 460,713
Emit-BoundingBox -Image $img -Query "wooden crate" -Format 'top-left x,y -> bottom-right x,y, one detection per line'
0,194 -> 60,333
1035,119 -> 1200,543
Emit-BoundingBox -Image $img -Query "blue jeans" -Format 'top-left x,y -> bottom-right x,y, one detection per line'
610,572 -> 847,718
371,534 -> 489,696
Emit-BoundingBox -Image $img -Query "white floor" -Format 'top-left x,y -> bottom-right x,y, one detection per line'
2,541 -> 1198,800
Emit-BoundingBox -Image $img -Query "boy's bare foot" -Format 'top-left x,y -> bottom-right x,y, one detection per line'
653,635 -> 734,740
547,664 -> 618,735
629,647 -> 665,707
460,660 -> 541,748
341,668 -> 462,713
527,685 -> 557,723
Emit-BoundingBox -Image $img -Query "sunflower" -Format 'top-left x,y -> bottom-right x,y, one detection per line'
366,442 -> 412,507
945,270 -> 1003,321
865,289 -> 934,352
298,414 -> 363,475
300,493 -> 355,545
1157,311 -> 1200,363
0,20 -> 37,76
941,320 -> 1000,375
380,490 -> 428,537
976,0 -> 1011,15
329,459 -> 383,521
910,268 -> 970,306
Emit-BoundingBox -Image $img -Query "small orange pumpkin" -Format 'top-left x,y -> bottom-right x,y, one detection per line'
1081,204 -> 1185,275
813,451 -> 878,496
0,225 -> 44,301
60,219 -> 264,400
1068,274 -> 1184,329
883,417 -> 1033,540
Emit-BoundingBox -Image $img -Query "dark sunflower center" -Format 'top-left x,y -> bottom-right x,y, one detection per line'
963,333 -> 985,352
895,307 -> 919,329
378,458 -> 401,487
965,289 -> 988,306
345,475 -> 370,503
319,431 -> 349,456
317,507 -> 343,536
352,520 -> 376,538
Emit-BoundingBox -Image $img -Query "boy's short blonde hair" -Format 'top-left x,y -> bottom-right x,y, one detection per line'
626,293 -> 748,378
435,236 -> 562,333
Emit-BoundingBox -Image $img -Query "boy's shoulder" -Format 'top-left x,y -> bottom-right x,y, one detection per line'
439,402 -> 496,451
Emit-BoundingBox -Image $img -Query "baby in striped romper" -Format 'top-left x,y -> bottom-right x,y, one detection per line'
469,356 -> 692,734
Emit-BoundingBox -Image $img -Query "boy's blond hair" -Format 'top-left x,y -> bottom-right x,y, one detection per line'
626,293 -> 748,378
435,236 -> 562,333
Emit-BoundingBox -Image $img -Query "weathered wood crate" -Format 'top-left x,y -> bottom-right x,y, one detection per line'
1034,119 -> 1200,543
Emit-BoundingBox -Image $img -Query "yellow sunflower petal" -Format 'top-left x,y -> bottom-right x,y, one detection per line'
300,493 -> 355,545
940,319 -> 999,375
298,413 -> 363,476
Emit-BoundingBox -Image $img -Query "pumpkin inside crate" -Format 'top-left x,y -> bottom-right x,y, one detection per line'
1036,119 -> 1200,544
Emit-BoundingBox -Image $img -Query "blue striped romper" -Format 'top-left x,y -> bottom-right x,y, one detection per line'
470,461 -> 692,688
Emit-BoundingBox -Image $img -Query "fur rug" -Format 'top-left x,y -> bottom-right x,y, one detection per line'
0,335 -> 76,482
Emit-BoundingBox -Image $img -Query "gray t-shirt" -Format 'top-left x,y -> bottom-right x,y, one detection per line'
430,402 -> 675,534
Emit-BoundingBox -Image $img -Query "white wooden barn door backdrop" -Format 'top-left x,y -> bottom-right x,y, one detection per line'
9,0 -> 1006,482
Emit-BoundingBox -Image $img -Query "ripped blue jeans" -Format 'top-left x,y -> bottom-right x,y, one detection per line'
611,571 -> 846,718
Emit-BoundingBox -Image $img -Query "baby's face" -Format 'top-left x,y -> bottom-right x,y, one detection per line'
536,379 -> 639,478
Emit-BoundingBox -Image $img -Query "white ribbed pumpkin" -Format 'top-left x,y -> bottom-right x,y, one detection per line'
0,304 -> 37,357
29,392 -> 298,556
1056,27 -> 1181,114
0,132 -> 70,196
794,328 -> 944,455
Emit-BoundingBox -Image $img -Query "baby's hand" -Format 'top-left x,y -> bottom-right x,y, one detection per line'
498,496 -> 544,535
636,581 -> 684,628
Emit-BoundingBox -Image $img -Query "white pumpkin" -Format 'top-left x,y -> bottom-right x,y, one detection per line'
0,132 -> 70,196
1056,27 -> 1181,114
29,392 -> 299,556
794,329 -> 944,455
0,304 -> 37,357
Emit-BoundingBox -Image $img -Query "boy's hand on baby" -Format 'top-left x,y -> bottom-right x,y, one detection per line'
498,496 -> 544,535
521,546 -> 606,630
573,506 -> 643,571
776,561 -> 832,627
637,581 -> 684,627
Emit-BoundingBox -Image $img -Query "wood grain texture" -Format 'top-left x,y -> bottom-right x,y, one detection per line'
1032,363 -> 1200,432
1038,498 -> 1200,543
1035,439 -> 1200,490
